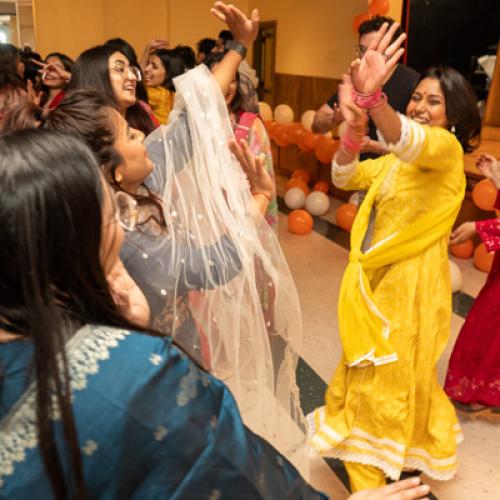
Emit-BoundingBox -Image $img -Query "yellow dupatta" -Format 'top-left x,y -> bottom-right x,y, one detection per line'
338,159 -> 465,367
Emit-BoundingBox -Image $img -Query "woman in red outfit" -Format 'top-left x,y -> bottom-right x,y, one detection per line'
445,153 -> 500,419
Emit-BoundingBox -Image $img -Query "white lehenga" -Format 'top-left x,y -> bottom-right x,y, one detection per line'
131,65 -> 309,474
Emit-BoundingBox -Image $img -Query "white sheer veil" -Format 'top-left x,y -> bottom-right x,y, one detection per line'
140,65 -> 307,472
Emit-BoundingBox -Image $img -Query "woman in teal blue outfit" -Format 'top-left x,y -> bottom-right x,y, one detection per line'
0,129 -> 325,499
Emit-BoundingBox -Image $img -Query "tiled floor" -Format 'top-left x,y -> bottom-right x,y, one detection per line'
275,175 -> 499,499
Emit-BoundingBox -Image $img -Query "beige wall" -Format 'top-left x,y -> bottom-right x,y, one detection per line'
33,0 -> 404,76
253,0 -> 367,79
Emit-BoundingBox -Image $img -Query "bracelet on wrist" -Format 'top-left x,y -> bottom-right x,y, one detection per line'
352,88 -> 387,110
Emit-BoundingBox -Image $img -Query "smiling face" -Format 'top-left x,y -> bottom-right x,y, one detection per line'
406,77 -> 449,128
108,52 -> 137,112
144,54 -> 167,87
42,55 -> 66,89
110,108 -> 154,193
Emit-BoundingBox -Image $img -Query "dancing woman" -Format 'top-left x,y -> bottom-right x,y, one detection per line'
307,22 -> 481,490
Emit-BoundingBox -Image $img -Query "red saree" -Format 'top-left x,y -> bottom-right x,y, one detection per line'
445,190 -> 500,406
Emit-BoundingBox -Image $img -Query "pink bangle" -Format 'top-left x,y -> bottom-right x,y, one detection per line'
352,88 -> 386,109
340,134 -> 363,154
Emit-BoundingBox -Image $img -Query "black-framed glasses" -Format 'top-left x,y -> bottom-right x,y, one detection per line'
354,45 -> 368,57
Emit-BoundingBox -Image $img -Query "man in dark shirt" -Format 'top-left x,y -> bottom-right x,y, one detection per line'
312,16 -> 420,159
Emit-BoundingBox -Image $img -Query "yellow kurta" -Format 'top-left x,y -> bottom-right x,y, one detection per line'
308,115 -> 465,481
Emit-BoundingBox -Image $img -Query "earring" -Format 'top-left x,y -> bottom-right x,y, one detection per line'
115,172 -> 123,183
450,125 -> 456,134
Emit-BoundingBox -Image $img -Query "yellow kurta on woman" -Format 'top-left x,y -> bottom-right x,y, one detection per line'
307,115 -> 465,482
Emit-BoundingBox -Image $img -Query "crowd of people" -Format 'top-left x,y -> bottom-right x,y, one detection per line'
0,1 -> 497,499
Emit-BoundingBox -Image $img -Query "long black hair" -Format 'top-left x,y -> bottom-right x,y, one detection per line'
68,45 -> 156,136
419,66 -> 481,153
151,48 -> 186,92
0,43 -> 23,89
104,37 -> 149,102
0,129 -> 149,499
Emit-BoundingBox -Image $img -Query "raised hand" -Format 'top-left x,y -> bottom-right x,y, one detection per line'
350,22 -> 406,95
211,2 -> 260,47
229,138 -> 274,200
32,59 -> 71,82
27,80 -> 42,106
146,39 -> 169,53
476,153 -> 500,189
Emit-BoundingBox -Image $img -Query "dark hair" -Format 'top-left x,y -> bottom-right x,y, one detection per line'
69,45 -> 155,135
39,52 -> 74,107
21,48 -> 42,85
418,66 -> 481,153
0,99 -> 42,132
197,38 -> 216,59
204,52 -> 244,114
218,30 -> 233,43
0,43 -> 23,89
45,52 -> 74,72
46,89 -> 165,227
358,15 -> 403,44
151,48 -> 187,91
104,38 -> 148,102
173,45 -> 195,69
0,129 -> 147,499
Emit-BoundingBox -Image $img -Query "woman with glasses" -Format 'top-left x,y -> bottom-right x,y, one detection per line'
68,44 -> 159,136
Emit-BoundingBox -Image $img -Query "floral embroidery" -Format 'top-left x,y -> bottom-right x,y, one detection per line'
154,426 -> 168,441
0,325 -> 129,488
82,440 -> 98,456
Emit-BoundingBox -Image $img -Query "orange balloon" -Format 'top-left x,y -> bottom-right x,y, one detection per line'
292,169 -> 311,183
274,124 -> 292,147
473,243 -> 494,272
368,0 -> 390,16
313,181 -> 330,194
449,239 -> 474,259
268,122 -> 282,140
298,130 -> 322,152
353,12 -> 371,33
472,179 -> 497,211
286,178 -> 310,195
285,122 -> 306,144
335,203 -> 358,232
288,209 -> 314,235
315,138 -> 339,164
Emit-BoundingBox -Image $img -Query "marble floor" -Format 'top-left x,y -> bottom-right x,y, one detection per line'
274,175 -> 500,499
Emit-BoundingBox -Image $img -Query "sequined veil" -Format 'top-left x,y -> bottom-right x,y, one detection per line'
129,64 -> 309,472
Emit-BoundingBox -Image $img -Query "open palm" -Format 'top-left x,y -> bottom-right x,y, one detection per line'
350,22 -> 406,95
338,74 -> 367,130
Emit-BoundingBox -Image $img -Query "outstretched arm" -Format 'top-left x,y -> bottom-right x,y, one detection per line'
210,2 -> 259,95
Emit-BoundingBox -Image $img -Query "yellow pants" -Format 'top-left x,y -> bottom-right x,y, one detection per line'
345,462 -> 386,492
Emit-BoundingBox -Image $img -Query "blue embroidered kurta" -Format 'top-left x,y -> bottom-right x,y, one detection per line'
0,325 -> 325,499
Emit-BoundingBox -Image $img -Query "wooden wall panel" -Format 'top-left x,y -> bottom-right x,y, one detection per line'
270,73 -> 340,117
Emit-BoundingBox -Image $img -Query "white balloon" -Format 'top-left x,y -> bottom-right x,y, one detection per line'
338,121 -> 348,138
301,110 -> 316,130
259,101 -> 273,121
274,104 -> 294,124
449,260 -> 463,293
305,191 -> 330,216
284,187 -> 306,209
348,191 -> 361,206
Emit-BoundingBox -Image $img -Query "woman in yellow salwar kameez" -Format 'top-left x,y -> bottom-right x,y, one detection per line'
307,23 -> 481,491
